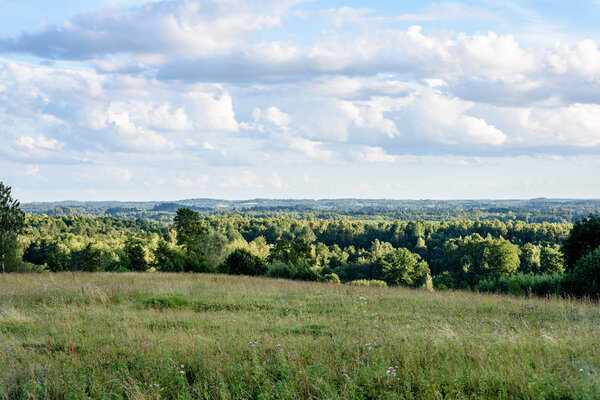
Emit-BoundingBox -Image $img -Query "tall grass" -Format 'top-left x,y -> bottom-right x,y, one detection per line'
1,272 -> 599,399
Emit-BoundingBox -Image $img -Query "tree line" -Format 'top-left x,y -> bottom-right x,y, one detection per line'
2,183 -> 599,297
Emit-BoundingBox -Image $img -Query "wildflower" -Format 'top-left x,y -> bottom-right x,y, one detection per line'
386,366 -> 397,378
180,370 -> 185,375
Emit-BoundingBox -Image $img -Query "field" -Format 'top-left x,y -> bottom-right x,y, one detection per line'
1,273 -> 599,399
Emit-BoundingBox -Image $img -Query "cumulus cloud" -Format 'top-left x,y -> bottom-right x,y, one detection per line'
0,0 -> 304,60
0,58 -> 239,158
548,40 -> 600,79
288,137 -> 333,160
1,0 -> 600,204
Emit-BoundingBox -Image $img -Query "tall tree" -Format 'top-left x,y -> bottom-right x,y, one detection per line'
173,208 -> 205,255
562,215 -> 600,271
0,182 -> 25,273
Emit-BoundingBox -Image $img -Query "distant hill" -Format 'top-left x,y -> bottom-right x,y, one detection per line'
20,198 -> 600,223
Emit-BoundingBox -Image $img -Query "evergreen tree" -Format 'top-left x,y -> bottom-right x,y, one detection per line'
0,182 -> 25,273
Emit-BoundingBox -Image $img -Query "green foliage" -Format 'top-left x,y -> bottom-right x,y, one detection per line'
565,247 -> 600,298
348,279 -> 388,287
152,240 -> 186,272
562,215 -> 600,271
71,243 -> 106,272
322,273 -> 341,284
475,273 -> 565,296
432,271 -> 456,290
375,248 -> 431,288
268,238 -> 314,266
519,243 -> 541,273
440,234 -> 520,283
10,208 -> 600,298
144,294 -> 190,309
265,261 -> 322,281
173,207 -> 205,254
120,238 -> 148,272
0,182 -> 25,273
539,245 -> 564,274
219,248 -> 266,276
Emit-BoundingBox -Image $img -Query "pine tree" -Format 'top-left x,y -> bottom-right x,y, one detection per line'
0,182 -> 25,273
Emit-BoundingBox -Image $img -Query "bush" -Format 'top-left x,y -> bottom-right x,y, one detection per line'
475,273 -> 565,296
565,246 -> 600,298
219,248 -> 266,276
375,248 -> 431,288
433,271 -> 456,290
348,279 -> 387,287
144,294 -> 189,309
266,261 -> 322,281
323,273 -> 341,284
562,215 -> 600,271
332,263 -> 377,283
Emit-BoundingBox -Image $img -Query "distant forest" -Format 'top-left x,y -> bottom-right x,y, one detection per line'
12,203 -> 600,298
22,198 -> 600,223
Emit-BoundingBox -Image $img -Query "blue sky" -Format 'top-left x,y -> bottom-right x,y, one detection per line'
1,0 -> 599,201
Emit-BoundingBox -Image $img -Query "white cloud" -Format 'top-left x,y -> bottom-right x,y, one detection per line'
105,167 -> 132,183
0,0 -> 304,60
288,137 -> 333,160
176,175 -> 209,188
17,135 -> 59,151
268,172 -> 284,188
219,170 -> 262,189
24,165 -> 41,176
357,146 -> 398,163
548,39 -> 600,79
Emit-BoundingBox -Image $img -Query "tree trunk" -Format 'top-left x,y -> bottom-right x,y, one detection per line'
1,252 -> 5,274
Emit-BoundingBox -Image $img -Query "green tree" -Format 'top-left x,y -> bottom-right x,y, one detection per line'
268,239 -> 314,266
219,248 -> 265,276
519,243 -> 541,273
173,208 -> 205,255
566,246 -> 600,297
152,240 -> 185,272
121,239 -> 148,271
375,247 -> 431,288
562,215 -> 600,271
540,245 -> 564,274
0,183 -> 25,273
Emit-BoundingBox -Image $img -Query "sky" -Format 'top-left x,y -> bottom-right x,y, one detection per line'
1,0 -> 599,202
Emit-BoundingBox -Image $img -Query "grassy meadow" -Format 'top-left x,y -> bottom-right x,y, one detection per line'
1,273 -> 599,399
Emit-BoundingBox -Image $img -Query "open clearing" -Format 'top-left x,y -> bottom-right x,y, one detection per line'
1,273 -> 599,399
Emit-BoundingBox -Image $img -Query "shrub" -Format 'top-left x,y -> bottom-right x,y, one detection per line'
475,273 -> 565,296
144,294 -> 189,309
433,271 -> 456,290
348,279 -> 387,287
323,273 -> 341,284
219,248 -> 266,276
562,215 -> 600,271
565,246 -> 600,298
332,263 -> 377,283
266,261 -> 322,281
375,248 -> 431,288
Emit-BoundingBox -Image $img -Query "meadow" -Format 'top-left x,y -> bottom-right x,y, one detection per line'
1,273 -> 599,399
